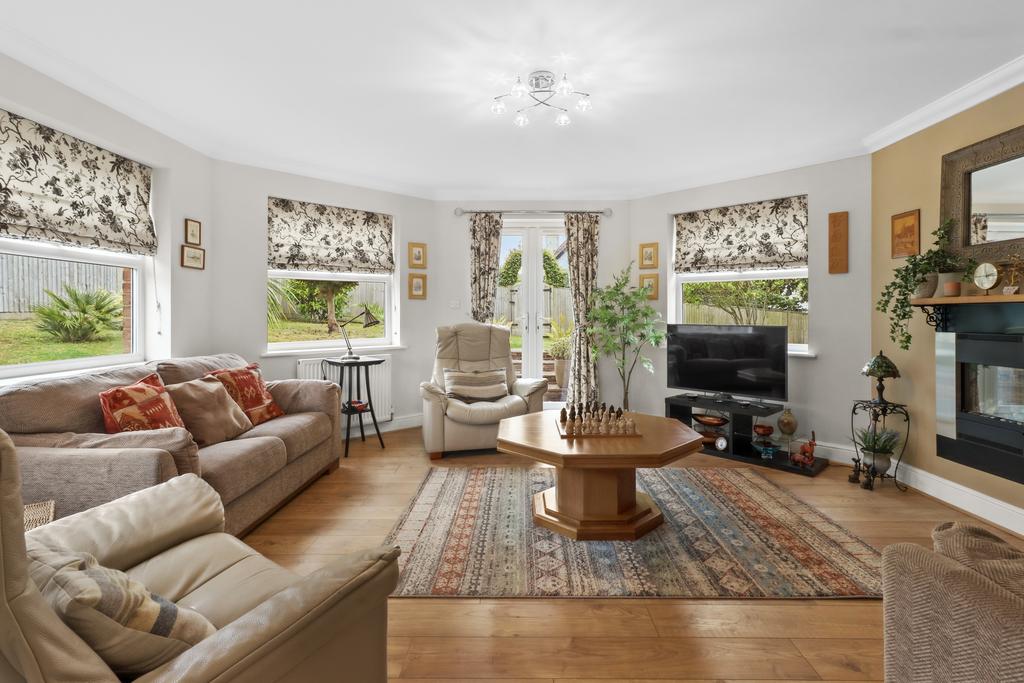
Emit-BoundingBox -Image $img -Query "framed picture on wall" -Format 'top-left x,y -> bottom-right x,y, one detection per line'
638,242 -> 659,269
181,244 -> 205,270
184,219 -> 202,245
408,273 -> 427,299
408,242 -> 427,269
639,272 -> 658,300
891,209 -> 920,258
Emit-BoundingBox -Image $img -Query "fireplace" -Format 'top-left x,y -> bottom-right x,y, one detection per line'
936,331 -> 1024,483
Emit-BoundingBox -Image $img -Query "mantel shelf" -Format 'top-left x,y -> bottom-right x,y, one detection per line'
911,294 -> 1024,306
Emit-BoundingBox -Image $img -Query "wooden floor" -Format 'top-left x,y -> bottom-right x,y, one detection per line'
247,427 -> 1022,682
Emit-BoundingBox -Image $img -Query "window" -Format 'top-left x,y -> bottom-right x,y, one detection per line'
266,270 -> 393,350
673,267 -> 809,351
672,194 -> 809,353
0,239 -> 144,378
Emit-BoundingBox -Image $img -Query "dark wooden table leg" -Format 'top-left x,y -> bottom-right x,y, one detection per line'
356,362 -> 366,441
344,366 -> 353,458
364,365 -> 385,448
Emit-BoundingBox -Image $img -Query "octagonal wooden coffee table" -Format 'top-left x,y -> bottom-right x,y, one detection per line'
497,410 -> 703,541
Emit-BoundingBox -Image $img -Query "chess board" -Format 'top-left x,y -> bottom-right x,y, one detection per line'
555,418 -> 642,439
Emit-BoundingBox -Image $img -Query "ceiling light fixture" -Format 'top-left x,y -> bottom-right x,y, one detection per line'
491,70 -> 591,127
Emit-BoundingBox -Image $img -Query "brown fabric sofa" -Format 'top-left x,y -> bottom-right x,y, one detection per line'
882,522 -> 1024,682
0,430 -> 397,682
0,354 -> 341,536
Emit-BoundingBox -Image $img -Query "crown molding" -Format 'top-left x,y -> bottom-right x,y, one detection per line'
864,54 -> 1024,152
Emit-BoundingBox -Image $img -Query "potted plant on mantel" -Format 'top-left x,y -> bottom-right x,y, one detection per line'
588,264 -> 665,410
876,218 -> 976,350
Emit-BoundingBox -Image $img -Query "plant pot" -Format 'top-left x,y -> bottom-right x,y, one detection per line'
553,359 -> 568,389
937,271 -> 964,297
913,273 -> 938,298
863,450 -> 892,477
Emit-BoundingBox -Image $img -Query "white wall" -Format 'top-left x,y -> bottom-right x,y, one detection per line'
624,156 -> 873,453
0,54 -> 214,359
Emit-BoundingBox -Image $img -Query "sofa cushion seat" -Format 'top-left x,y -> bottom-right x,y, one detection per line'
444,394 -> 527,425
126,533 -> 298,628
236,412 -> 331,463
199,436 -> 286,504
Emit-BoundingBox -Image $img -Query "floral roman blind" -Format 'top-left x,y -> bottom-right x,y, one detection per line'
674,194 -> 808,273
267,197 -> 394,274
0,108 -> 157,255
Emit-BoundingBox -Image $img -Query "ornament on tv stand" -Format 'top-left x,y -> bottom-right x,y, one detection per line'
777,408 -> 798,437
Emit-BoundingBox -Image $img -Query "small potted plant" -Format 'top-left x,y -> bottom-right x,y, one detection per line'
853,427 -> 901,477
548,335 -> 571,389
876,219 -> 976,350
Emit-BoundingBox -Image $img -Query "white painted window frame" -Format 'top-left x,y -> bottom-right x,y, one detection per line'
668,266 -> 810,355
266,269 -> 396,352
0,237 -> 146,380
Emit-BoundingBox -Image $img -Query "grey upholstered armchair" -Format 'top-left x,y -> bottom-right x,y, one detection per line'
420,322 -> 548,458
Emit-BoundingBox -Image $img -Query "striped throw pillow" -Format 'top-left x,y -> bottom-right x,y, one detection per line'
26,538 -> 216,675
443,368 -> 509,403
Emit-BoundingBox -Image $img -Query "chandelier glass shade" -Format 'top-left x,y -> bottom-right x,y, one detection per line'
491,70 -> 591,127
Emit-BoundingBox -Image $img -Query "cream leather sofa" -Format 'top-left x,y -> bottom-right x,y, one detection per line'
0,430 -> 398,682
419,322 -> 547,458
0,353 -> 341,536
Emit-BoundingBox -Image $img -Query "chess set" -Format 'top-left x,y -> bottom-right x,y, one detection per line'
555,402 -> 641,439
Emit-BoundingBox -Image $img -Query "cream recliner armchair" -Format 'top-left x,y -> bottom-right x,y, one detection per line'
0,429 -> 398,682
420,322 -> 548,458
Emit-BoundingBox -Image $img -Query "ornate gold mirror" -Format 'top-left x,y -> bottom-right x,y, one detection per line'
941,122 -> 1024,262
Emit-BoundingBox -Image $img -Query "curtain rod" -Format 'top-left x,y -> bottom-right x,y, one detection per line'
453,208 -> 613,217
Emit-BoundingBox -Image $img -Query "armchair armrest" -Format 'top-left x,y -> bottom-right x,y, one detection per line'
26,474 -> 224,571
419,381 -> 446,405
267,379 -> 342,455
136,546 -> 400,683
512,377 -> 549,413
17,445 -> 178,519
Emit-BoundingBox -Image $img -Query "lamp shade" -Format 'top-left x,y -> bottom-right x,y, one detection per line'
861,351 -> 900,379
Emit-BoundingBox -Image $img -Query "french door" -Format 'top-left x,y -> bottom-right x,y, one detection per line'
497,221 -> 570,403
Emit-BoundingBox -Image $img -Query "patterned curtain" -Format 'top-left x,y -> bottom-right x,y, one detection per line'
970,213 -> 989,244
0,108 -> 156,255
564,212 -> 600,404
674,195 -> 808,273
468,212 -> 503,322
267,197 -> 394,273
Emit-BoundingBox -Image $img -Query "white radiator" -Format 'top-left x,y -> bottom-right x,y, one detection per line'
295,355 -> 393,422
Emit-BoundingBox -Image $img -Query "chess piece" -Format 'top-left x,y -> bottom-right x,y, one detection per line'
600,402 -> 607,414
616,407 -> 623,419
568,404 -> 576,421
574,417 -> 583,434
625,419 -> 636,435
559,407 -> 567,424
565,420 -> 575,437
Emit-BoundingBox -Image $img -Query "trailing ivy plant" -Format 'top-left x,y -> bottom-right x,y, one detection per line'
876,219 -> 976,350
588,264 -> 665,409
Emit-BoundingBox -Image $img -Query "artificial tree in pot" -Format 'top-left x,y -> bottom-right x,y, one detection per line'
876,218 -> 976,350
588,265 -> 665,410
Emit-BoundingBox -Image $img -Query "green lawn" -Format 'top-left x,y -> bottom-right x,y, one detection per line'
510,335 -> 555,352
268,320 -> 387,344
0,318 -> 126,366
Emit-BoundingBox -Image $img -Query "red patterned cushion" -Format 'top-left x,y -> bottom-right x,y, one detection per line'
98,373 -> 186,433
207,363 -> 284,426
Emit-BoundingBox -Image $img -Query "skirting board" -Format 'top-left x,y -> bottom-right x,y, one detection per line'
815,441 -> 1024,537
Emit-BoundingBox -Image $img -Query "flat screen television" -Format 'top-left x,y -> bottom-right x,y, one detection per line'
666,324 -> 788,402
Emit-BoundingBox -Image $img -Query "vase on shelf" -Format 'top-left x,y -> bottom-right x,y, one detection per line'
937,271 -> 963,297
865,450 -> 893,477
777,408 -> 798,437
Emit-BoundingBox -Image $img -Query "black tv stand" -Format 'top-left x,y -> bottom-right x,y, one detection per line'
665,393 -> 829,477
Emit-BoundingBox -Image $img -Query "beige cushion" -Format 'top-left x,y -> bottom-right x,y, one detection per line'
236,412 -> 332,463
0,365 -> 153,434
199,436 -> 286,504
166,377 -> 252,447
154,353 -> 249,385
444,394 -> 528,425
11,427 -> 200,476
127,533 -> 298,628
25,538 -> 216,676
443,367 -> 509,403
932,522 -> 1024,600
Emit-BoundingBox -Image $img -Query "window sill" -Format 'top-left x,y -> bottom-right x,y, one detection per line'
788,349 -> 817,359
262,344 -> 408,359
0,359 -> 146,387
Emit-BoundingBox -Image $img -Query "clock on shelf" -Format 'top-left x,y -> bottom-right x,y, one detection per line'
973,262 -> 1000,292
714,435 -> 728,451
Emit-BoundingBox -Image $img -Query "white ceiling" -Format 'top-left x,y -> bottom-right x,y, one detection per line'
2,1 -> 1024,200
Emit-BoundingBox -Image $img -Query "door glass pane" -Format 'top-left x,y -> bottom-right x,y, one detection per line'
541,231 -> 571,402
496,233 -> 524,378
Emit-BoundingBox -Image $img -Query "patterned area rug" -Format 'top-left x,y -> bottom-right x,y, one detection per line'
386,467 -> 881,598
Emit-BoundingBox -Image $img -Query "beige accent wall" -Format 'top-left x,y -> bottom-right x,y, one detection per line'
871,83 -> 1024,506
